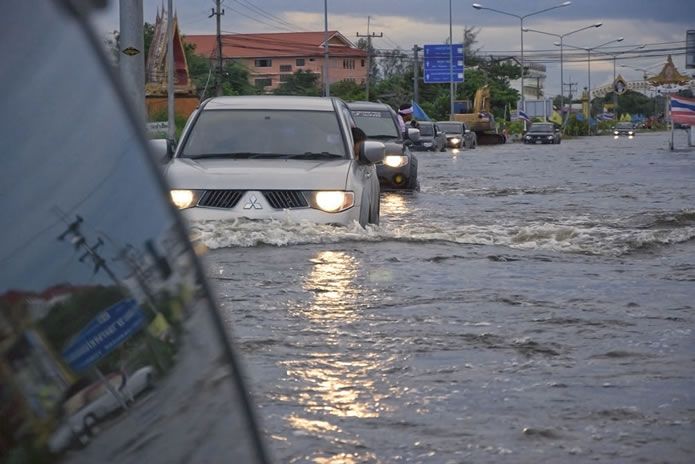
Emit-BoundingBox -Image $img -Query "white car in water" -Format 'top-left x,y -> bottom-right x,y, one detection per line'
158,96 -> 385,227
48,366 -> 155,453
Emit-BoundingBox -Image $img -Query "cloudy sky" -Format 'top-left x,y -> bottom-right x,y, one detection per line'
94,0 -> 693,97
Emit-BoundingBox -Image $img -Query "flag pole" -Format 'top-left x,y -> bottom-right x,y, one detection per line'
669,95 -> 674,151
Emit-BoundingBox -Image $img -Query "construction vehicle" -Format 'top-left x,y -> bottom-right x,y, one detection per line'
451,85 -> 506,145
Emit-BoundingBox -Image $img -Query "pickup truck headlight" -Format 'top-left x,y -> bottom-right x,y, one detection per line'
170,190 -> 200,209
383,155 -> 409,168
311,191 -> 354,213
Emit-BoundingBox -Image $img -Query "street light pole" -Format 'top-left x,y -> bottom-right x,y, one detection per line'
449,0 -> 454,118
560,37 -> 624,135
523,23 -> 602,124
324,0 -> 329,97
472,2 -> 571,113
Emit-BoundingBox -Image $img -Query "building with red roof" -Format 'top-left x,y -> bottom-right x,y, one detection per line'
185,31 -> 368,92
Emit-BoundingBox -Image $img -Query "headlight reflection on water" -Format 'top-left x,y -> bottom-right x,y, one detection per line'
279,251 -> 387,443
380,192 -> 411,218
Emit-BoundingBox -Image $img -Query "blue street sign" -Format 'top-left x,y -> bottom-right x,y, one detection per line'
424,71 -> 464,83
424,59 -> 464,70
423,44 -> 465,84
424,44 -> 464,58
62,299 -> 147,372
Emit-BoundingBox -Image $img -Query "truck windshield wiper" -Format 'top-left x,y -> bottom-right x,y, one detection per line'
285,152 -> 344,159
187,152 -> 281,159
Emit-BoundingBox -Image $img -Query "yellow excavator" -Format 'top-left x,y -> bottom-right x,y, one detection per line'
452,85 -> 506,145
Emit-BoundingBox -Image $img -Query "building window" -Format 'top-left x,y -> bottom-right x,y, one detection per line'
296,58 -> 305,67
343,59 -> 355,70
361,59 -> 365,67
280,64 -> 292,72
280,74 -> 292,83
254,78 -> 272,88
255,58 -> 272,68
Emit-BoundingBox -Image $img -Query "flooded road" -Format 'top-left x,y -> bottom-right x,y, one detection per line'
195,131 -> 695,463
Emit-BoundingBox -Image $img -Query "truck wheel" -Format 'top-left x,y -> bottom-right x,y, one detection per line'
84,414 -> 100,436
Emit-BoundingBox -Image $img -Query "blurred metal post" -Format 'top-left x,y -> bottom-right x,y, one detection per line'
324,0 -> 330,97
119,0 -> 146,124
449,0 -> 454,119
167,0 -> 175,141
413,45 -> 421,105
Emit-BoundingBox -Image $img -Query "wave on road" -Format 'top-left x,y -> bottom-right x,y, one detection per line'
188,209 -> 695,256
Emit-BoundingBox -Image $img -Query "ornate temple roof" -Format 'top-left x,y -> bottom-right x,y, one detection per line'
648,55 -> 690,86
145,7 -> 196,97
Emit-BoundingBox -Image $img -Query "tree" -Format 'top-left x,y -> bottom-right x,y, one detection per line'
357,38 -> 378,87
331,80 -> 366,102
379,48 -> 410,79
273,70 -> 321,96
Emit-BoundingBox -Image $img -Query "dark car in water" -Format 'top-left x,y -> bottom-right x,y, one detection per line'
613,122 -> 636,137
523,122 -> 562,144
412,121 -> 447,152
348,101 -> 420,190
437,121 -> 477,149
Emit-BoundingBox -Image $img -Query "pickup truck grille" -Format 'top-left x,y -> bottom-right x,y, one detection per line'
198,190 -> 244,209
262,190 -> 308,209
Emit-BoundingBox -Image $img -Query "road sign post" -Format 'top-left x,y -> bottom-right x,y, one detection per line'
423,44 -> 464,84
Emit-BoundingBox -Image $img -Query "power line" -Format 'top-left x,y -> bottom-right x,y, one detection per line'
231,0 -> 307,32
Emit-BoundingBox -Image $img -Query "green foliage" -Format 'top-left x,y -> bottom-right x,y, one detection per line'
143,22 -> 155,57
563,114 -> 588,136
273,70 -> 321,96
331,79 -> 366,102
148,108 -> 188,139
39,286 -> 124,351
503,120 -> 524,135
372,72 -> 413,110
220,61 -> 260,96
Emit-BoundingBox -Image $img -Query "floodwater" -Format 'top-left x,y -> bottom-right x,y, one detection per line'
195,131 -> 695,463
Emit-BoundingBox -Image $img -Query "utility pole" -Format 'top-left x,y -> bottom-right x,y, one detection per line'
563,80 -> 577,123
166,0 -> 175,142
210,0 -> 224,96
356,16 -> 382,101
412,45 -> 422,105
58,216 -> 122,287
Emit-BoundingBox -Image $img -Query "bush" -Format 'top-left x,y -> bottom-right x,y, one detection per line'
148,109 -> 189,139
563,114 -> 588,137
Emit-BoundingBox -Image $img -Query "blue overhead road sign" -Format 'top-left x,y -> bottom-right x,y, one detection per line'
423,44 -> 464,84
424,44 -> 463,57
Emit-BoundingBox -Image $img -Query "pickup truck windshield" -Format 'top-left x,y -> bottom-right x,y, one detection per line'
181,109 -> 347,159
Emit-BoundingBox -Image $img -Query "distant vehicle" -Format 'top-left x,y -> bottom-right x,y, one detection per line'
348,101 -> 420,190
158,96 -> 385,227
437,121 -> 477,149
614,122 -> 636,137
48,366 -> 155,453
413,121 -> 447,152
523,123 -> 562,144
451,85 -> 506,145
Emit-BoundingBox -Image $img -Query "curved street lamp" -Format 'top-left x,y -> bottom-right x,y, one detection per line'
523,23 -> 602,123
558,37 -> 624,135
618,63 -> 651,81
472,1 -> 571,112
